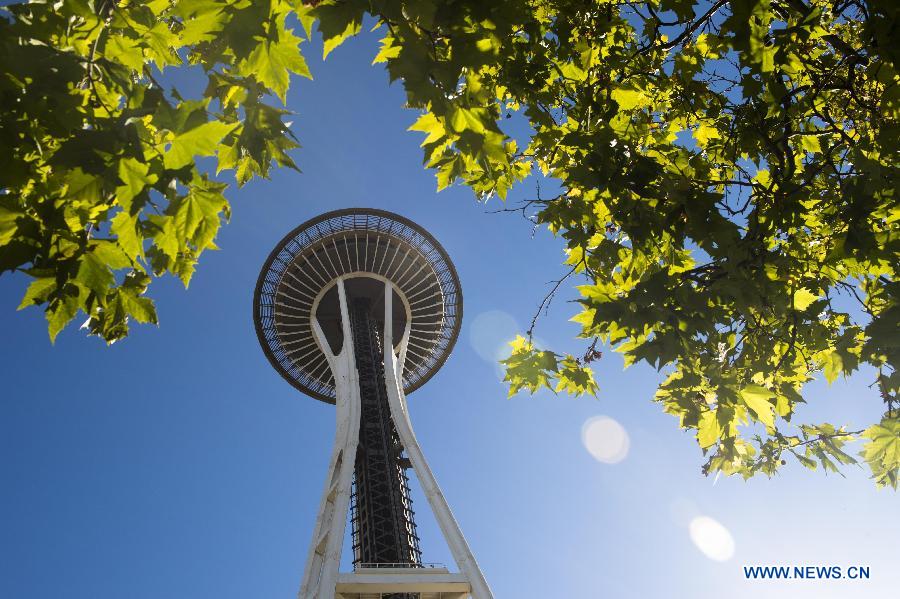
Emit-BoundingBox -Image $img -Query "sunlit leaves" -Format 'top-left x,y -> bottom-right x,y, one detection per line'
17,278 -> 57,311
861,417 -> 900,489
693,123 -> 721,148
162,121 -> 240,170
1,0 -> 305,344
408,112 -> 446,146
792,288 -> 820,312
314,0 -> 365,59
449,107 -> 488,135
555,356 -> 599,395
239,18 -> 312,102
611,88 -> 650,111
739,385 -> 776,428
784,424 -> 859,475
171,179 -> 230,254
698,410 -> 722,449
501,335 -> 597,398
501,335 -> 558,396
46,287 -> 83,344
110,212 -> 144,261
76,250 -> 116,297
327,0 -> 899,488
822,349 -> 844,385
0,204 -> 21,247
105,34 -> 145,71
116,159 -> 158,212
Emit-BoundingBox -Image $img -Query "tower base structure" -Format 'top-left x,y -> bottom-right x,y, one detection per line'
336,565 -> 470,599
298,278 -> 493,599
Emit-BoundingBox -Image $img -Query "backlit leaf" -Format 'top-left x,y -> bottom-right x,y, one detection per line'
162,121 -> 239,170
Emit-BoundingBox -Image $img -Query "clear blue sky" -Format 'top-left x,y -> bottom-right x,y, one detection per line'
1,19 -> 897,599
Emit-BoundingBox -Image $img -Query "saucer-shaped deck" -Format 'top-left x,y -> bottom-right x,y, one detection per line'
253,208 -> 462,403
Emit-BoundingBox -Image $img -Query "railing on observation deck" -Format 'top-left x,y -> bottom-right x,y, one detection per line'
354,562 -> 447,570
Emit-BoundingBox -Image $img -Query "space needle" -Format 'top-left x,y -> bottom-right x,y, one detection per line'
253,209 -> 492,599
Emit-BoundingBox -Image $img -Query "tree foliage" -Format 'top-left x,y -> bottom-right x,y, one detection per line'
1,0 -> 897,487
0,0 -> 310,341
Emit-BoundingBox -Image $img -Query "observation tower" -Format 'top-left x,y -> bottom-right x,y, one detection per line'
253,209 -> 492,599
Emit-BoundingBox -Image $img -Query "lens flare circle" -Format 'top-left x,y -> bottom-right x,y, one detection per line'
581,416 -> 630,464
689,516 -> 735,562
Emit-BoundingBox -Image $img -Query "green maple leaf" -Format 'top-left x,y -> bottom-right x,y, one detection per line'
148,215 -> 180,261
0,204 -> 22,247
611,87 -> 649,111
861,417 -> 900,489
697,410 -> 722,449
171,181 -> 229,250
793,288 -> 820,311
110,211 -> 145,260
105,34 -> 145,71
75,251 -> 115,297
162,121 -> 239,170
18,277 -> 57,310
64,168 -> 103,204
315,1 -> 364,59
740,385 -> 776,428
46,290 -> 82,344
116,158 -> 158,212
241,22 -> 312,102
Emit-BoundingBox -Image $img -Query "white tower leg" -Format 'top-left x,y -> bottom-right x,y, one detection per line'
299,278 -> 361,599
381,282 -> 495,599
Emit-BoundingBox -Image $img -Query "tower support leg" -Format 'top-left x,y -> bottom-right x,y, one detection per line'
299,279 -> 361,599
381,283 -> 494,599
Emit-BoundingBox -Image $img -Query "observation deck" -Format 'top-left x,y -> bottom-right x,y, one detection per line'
254,208 -> 462,403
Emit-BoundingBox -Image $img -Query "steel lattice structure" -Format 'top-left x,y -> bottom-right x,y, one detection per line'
253,208 -> 492,599
347,298 -> 422,568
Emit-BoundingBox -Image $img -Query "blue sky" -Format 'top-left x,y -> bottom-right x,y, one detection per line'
2,19 -> 898,599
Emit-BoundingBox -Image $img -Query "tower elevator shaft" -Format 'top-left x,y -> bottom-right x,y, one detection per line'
348,298 -> 422,570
